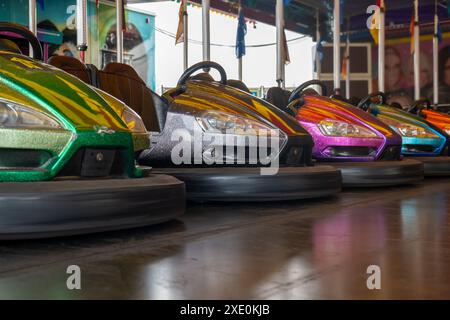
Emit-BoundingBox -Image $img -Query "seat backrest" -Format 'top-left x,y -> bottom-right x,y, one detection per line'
86,63 -> 100,87
0,38 -> 22,54
47,55 -> 91,84
99,63 -> 163,132
226,79 -> 251,94
330,94 -> 348,103
190,72 -> 215,82
347,96 -> 362,107
266,87 -> 291,110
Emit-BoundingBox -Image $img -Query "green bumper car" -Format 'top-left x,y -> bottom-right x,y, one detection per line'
0,23 -> 185,240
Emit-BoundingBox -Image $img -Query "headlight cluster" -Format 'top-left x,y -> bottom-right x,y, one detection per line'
0,98 -> 61,129
378,116 -> 439,138
196,111 -> 278,136
317,119 -> 378,138
443,126 -> 450,136
121,107 -> 147,133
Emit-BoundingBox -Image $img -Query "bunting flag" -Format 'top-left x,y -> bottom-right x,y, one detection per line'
283,0 -> 290,64
370,28 -> 379,44
436,14 -> 443,44
369,0 -> 385,45
283,29 -> 290,65
175,0 -> 187,44
410,10 -> 416,55
369,23 -> 378,44
313,36 -> 323,72
36,0 -> 44,10
341,39 -> 350,80
340,0 -> 346,26
235,5 -> 247,59
121,0 -> 127,32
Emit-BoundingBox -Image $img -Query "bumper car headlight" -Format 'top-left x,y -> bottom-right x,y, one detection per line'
121,107 -> 147,133
317,119 -> 378,138
443,126 -> 450,136
379,115 -> 439,138
0,98 -> 62,129
196,111 -> 279,136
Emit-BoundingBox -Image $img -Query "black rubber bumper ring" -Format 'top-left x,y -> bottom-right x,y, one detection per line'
0,174 -> 186,240
152,166 -> 342,202
330,159 -> 424,187
406,156 -> 450,177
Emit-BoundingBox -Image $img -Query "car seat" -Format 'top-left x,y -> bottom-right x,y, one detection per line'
226,80 -> 251,94
99,63 -> 163,132
48,57 -> 164,133
47,55 -> 92,84
0,38 -> 22,54
265,87 -> 291,111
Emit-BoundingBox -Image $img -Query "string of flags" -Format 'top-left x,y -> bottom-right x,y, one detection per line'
174,1 -> 291,64
234,2 -> 289,63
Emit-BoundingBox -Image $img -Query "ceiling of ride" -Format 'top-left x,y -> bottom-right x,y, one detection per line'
125,0 -> 450,41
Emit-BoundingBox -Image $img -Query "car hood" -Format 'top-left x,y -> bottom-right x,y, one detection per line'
374,104 -> 449,137
164,80 -> 311,139
376,104 -> 438,128
300,95 -> 400,141
421,109 -> 450,128
0,52 -> 129,132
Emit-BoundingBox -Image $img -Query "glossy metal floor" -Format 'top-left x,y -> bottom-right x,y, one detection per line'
1,178 -> 450,299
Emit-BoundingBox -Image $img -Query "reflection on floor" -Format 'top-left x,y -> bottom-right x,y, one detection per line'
0,178 -> 450,299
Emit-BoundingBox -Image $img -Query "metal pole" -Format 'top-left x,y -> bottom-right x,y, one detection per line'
29,0 -> 37,34
378,0 -> 386,92
276,0 -> 285,88
414,0 -> 420,100
238,57 -> 243,81
433,4 -> 439,105
202,0 -> 211,61
29,0 -> 37,57
315,10 -> 321,79
116,0 -> 124,63
333,0 -> 341,94
76,0 -> 88,62
183,5 -> 189,70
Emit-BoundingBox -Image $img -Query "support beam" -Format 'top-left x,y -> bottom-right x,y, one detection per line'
276,0 -> 285,88
202,0 -> 211,61
29,0 -> 37,34
413,0 -> 420,101
116,0 -> 124,63
76,0 -> 88,62
378,1 -> 385,92
238,57 -> 243,81
29,0 -> 37,57
183,2 -> 189,70
333,0 -> 341,94
433,8 -> 439,105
